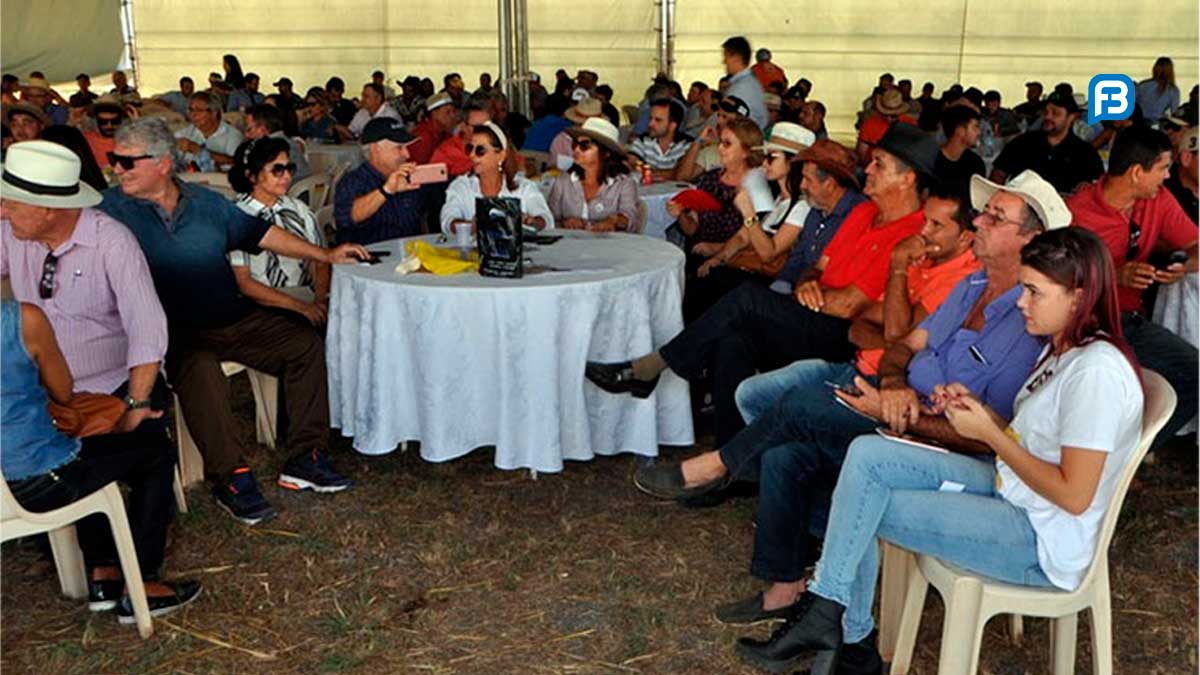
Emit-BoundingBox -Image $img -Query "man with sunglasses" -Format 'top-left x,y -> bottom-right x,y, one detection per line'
175,92 -> 243,171
82,96 -> 126,170
1067,126 -> 1199,450
96,117 -> 371,525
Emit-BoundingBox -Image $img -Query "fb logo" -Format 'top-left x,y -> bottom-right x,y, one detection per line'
1088,74 -> 1135,125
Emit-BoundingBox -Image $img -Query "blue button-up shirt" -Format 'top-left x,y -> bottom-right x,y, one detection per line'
725,67 -> 768,129
332,161 -> 428,245
906,270 -> 1044,420
770,189 -> 869,294
98,181 -> 270,330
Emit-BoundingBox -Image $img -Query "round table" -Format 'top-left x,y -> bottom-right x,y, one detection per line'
326,231 -> 695,472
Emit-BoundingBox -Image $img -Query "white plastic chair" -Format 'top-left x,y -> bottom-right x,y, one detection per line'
173,362 -> 279,499
886,370 -> 1176,675
1,478 -> 154,637
287,170 -> 331,209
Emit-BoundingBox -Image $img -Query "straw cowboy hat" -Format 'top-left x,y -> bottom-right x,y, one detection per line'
970,171 -> 1071,231
565,117 -> 626,157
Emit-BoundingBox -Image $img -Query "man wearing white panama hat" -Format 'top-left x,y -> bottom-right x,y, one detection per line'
1,140 -> 202,621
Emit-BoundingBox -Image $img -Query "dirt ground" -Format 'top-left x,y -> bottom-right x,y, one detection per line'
2,380 -> 1196,674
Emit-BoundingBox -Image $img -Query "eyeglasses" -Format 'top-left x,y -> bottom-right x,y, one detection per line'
267,162 -> 297,177
107,152 -> 153,170
1126,220 -> 1142,260
38,251 -> 58,300
975,209 -> 1024,229
96,116 -> 121,127
464,144 -> 498,157
571,138 -> 594,151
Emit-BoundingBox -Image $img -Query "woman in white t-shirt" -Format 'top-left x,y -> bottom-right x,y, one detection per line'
440,121 -> 554,236
228,137 -> 330,325
732,228 -> 1145,674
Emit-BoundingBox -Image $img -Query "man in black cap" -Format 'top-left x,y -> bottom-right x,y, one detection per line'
333,117 -> 425,245
586,124 -> 934,447
990,89 -> 1103,194
273,77 -> 304,110
1013,80 -> 1044,129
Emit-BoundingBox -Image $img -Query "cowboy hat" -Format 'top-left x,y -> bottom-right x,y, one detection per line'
875,88 -> 909,116
970,170 -> 1071,231
565,97 -> 604,124
565,117 -> 626,157
1,141 -> 103,208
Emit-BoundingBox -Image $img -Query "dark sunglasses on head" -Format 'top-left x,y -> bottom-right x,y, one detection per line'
38,251 -> 58,300
107,152 -> 153,170
571,138 -> 594,151
267,162 -> 298,177
464,144 -> 498,157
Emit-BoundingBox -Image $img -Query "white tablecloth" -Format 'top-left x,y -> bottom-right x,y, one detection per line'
535,177 -> 690,240
327,231 -> 695,472
1153,272 -> 1198,434
307,143 -> 365,177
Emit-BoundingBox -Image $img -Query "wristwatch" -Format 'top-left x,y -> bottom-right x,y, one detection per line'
744,215 -> 759,229
123,396 -> 152,410
378,185 -> 393,198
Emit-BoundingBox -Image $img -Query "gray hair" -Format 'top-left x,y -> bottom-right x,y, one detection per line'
115,117 -> 176,163
189,91 -> 223,113
1017,202 -> 1045,234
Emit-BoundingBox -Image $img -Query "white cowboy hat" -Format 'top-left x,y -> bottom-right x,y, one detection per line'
754,122 -> 815,154
970,170 -> 1071,231
0,140 -> 103,209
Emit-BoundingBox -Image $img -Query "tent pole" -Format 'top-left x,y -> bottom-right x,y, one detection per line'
513,0 -> 529,117
499,0 -> 512,106
121,0 -> 140,88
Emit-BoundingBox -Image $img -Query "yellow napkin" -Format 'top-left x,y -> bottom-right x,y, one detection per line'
405,240 -> 479,275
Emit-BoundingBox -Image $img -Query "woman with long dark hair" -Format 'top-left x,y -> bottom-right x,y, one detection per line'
440,121 -> 554,235
227,137 -> 330,325
222,54 -> 246,90
1135,56 -> 1180,123
734,227 -> 1145,674
547,117 -> 639,232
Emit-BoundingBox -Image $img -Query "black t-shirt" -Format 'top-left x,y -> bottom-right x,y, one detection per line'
332,99 -> 358,127
1165,169 -> 1199,225
69,91 -> 99,108
934,148 -> 986,197
992,130 -> 1104,194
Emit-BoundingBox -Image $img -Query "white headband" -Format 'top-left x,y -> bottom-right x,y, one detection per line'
481,120 -> 508,152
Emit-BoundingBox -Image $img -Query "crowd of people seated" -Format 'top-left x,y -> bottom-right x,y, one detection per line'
0,39 -> 1197,674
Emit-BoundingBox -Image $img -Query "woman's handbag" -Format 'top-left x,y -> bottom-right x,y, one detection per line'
47,393 -> 126,437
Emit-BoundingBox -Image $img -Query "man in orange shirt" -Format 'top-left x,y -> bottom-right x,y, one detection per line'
856,87 -> 917,166
430,97 -> 492,178
751,48 -> 788,94
82,97 -> 125,169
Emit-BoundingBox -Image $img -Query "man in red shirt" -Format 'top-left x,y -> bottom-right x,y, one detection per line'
1067,126 -> 1198,448
409,92 -> 458,165
585,124 -> 937,445
430,97 -> 491,178
751,48 -> 787,94
856,87 -> 917,166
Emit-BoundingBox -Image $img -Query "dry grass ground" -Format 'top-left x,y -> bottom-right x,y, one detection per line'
2,379 -> 1196,674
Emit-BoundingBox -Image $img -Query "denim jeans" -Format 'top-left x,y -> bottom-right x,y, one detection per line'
1123,311 -> 1198,448
736,359 -> 851,425
809,434 -> 1053,644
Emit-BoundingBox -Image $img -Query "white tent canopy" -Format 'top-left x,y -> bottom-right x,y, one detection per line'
2,0 -> 1196,135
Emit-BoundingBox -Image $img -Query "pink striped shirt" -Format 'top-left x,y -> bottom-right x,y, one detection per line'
1,209 -> 168,394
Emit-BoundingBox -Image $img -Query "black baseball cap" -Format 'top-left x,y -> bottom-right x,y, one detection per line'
719,95 -> 750,117
273,77 -> 293,87
1044,90 -> 1079,114
361,117 -> 416,144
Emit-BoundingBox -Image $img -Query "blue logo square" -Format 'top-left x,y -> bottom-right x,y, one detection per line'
1087,74 -> 1136,126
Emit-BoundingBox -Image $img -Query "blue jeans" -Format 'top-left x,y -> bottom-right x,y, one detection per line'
736,358 -> 844,425
809,435 -> 1054,644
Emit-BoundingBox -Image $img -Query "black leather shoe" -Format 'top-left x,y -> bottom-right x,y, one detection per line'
714,592 -> 795,625
88,577 -> 124,612
584,361 -> 661,399
836,630 -> 883,675
117,579 -> 203,624
632,461 -> 727,500
735,592 -> 844,674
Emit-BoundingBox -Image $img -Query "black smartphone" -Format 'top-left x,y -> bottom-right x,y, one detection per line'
825,380 -> 863,397
367,250 -> 391,258
1164,250 -> 1189,269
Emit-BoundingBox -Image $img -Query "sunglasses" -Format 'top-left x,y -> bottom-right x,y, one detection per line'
571,138 -> 594,151
1126,220 -> 1142,260
464,144 -> 499,157
97,116 -> 121,127
38,251 -> 58,300
267,162 -> 298,177
107,152 -> 153,170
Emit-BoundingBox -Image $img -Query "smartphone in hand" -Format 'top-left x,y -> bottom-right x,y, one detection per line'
409,163 -> 449,185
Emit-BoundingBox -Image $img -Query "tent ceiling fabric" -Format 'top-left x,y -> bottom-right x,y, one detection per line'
1,0 -> 124,82
674,0 -> 1198,135
132,0 -> 657,111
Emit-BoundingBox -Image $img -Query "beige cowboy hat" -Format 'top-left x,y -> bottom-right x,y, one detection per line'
970,171 -> 1071,231
565,117 -> 626,157
875,88 -> 909,116
565,97 -> 604,124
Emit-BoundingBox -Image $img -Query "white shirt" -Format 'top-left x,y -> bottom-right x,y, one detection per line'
175,121 -> 244,162
725,67 -> 768,130
998,340 -> 1143,590
439,174 -> 556,236
349,102 -> 402,138
230,194 -> 324,291
761,193 -> 811,235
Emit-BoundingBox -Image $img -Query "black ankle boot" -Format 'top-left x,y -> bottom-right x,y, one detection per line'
734,592 -> 844,674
